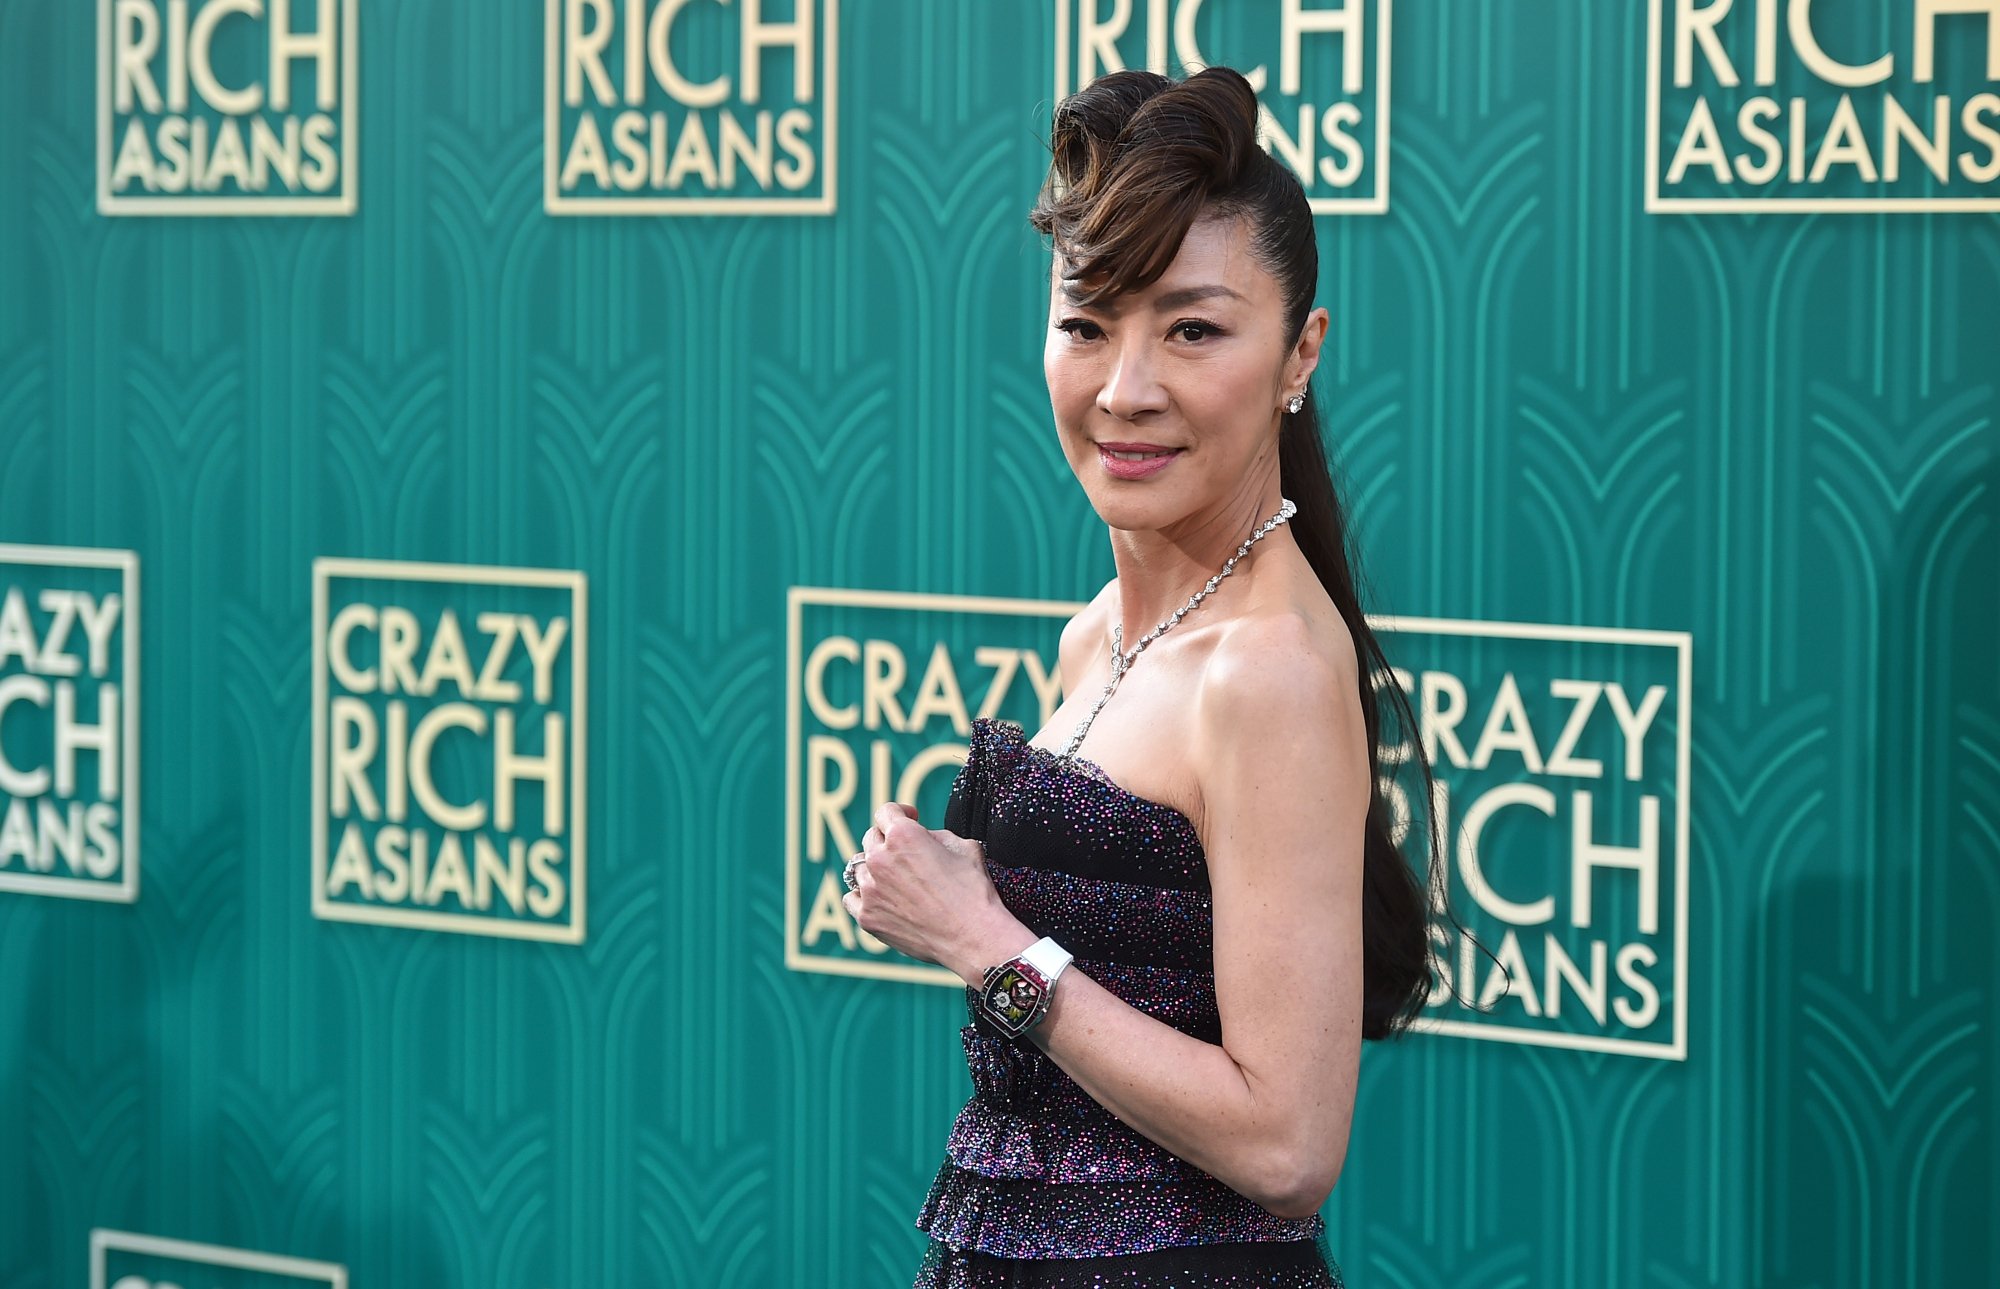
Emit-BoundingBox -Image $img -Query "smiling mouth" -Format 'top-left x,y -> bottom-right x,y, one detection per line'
1095,443 -> 1182,478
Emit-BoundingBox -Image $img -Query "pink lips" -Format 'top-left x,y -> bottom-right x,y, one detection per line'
1097,442 -> 1181,479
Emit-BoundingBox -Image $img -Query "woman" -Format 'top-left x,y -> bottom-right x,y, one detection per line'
841,66 -> 1447,1288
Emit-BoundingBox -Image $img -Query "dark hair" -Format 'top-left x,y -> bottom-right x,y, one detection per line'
1030,66 -> 1492,1040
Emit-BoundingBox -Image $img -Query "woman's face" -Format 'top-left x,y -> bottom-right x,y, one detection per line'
1043,212 -> 1323,534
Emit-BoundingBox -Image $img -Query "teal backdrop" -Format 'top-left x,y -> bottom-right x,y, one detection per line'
3,1 -> 1997,1286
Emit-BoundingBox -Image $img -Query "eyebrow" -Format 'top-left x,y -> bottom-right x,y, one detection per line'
1059,283 -> 1246,316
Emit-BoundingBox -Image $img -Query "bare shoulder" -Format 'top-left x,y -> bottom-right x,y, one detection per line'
1190,605 -> 1366,832
1196,605 -> 1359,729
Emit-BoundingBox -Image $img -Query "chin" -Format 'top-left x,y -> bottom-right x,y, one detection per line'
1082,488 -> 1178,532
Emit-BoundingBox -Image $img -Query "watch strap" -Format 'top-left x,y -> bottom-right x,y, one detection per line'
971,937 -> 1071,1039
1020,935 -> 1072,984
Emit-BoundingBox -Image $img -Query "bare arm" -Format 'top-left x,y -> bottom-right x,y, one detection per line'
945,613 -> 1370,1218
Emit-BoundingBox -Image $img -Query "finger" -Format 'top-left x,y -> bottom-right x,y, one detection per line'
929,826 -> 975,851
874,800 -> 919,834
931,831 -> 986,864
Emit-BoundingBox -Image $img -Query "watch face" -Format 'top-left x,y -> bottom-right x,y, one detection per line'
981,964 -> 1047,1033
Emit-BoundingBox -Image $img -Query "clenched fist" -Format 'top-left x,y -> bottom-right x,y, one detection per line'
841,801 -> 1034,984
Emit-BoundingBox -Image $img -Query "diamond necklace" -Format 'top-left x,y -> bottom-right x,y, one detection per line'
1057,496 -> 1299,760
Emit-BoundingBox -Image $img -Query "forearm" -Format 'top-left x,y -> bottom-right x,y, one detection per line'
949,924 -> 1306,1216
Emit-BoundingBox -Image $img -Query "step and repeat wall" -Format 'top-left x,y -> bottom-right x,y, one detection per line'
3,1 -> 1996,1286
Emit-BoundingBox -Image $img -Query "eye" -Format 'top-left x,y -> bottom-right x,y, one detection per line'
1172,319 -> 1223,342
1055,318 -> 1103,342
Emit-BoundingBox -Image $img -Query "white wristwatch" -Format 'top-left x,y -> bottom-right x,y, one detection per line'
975,936 -> 1073,1038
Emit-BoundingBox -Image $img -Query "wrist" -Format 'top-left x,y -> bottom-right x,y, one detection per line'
967,933 -> 1074,1041
952,918 -> 1039,989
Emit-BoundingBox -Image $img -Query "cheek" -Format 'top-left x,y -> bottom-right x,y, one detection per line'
1152,361 -> 1270,460
1217,353 -> 1274,397
1194,359 -> 1273,420
1043,347 -> 1093,422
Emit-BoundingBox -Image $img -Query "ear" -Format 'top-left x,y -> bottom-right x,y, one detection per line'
1287,306 -> 1330,397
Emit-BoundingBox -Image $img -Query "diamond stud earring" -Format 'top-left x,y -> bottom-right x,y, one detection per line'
1285,393 -> 1305,414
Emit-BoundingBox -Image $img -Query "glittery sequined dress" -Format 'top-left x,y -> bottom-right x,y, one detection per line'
912,717 -> 1345,1288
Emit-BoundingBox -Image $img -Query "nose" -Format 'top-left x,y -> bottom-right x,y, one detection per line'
1096,340 -> 1168,420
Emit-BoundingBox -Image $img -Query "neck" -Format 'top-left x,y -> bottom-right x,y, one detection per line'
1107,475 -> 1291,648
